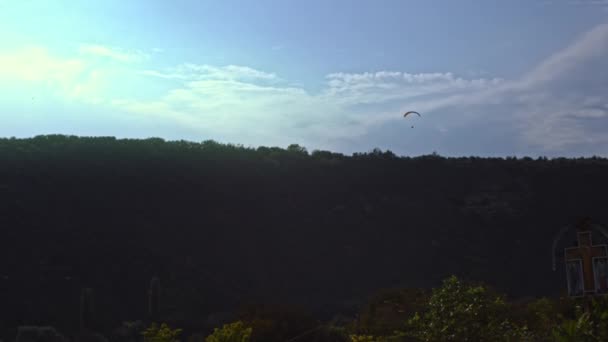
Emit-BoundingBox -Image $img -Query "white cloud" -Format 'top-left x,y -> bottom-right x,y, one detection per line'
568,0 -> 608,7
79,44 -> 149,63
518,23 -> 608,87
0,45 -> 149,106
139,70 -> 189,80
500,23 -> 608,151
571,108 -> 608,118
322,71 -> 502,106
115,22 -> 608,154
0,46 -> 85,84
345,21 -> 608,154
112,77 -> 347,147
141,63 -> 280,82
116,64 -> 504,150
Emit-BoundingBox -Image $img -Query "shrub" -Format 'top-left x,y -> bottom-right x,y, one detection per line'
142,323 -> 182,342
402,276 -> 529,341
205,321 -> 252,342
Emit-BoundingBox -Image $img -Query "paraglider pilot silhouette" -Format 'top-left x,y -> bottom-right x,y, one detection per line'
403,111 -> 421,128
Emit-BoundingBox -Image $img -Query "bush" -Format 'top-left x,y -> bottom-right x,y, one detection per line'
401,276 -> 529,341
205,321 -> 252,342
551,308 -> 594,342
142,323 -> 182,342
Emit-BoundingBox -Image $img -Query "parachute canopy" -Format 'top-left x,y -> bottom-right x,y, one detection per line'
403,111 -> 421,118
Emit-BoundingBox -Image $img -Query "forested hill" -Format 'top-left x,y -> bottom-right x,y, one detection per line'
1,135 -> 607,335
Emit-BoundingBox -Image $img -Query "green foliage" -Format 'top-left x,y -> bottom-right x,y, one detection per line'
352,331 -> 417,342
349,334 -> 381,342
590,297 -> 608,340
142,323 -> 182,342
513,296 -> 570,340
549,298 -> 608,341
286,144 -> 308,156
552,307 -> 595,342
204,321 -> 252,342
353,148 -> 397,160
402,276 -> 528,341
349,334 -> 409,342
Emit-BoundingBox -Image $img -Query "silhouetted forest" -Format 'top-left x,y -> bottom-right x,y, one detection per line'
2,135 -> 608,340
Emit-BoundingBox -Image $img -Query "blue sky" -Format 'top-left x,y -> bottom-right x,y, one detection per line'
1,0 -> 607,156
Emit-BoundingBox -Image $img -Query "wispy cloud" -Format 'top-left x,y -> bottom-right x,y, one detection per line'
568,0 -> 608,7
79,44 -> 149,63
518,23 -> 608,87
140,64 -> 280,82
119,65 -> 502,149
345,21 -> 608,153
495,23 -> 608,151
322,71 -> 502,106
112,74 -> 342,147
320,22 -> 608,153
543,0 -> 608,7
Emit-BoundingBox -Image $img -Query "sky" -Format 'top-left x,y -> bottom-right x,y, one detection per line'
0,0 -> 607,157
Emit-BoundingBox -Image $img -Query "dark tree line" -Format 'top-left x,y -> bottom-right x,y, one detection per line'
1,135 -> 608,339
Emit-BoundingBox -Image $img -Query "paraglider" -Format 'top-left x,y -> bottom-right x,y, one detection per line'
403,111 -> 421,128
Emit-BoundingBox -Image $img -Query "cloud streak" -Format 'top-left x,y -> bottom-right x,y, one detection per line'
543,0 -> 608,8
140,64 -> 280,82
322,71 -> 502,106
79,44 -> 149,63
497,23 -> 608,151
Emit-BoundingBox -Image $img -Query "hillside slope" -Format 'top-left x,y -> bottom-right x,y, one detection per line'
1,135 -> 606,336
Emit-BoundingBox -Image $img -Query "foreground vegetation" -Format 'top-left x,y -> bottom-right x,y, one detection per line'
135,276 -> 608,342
